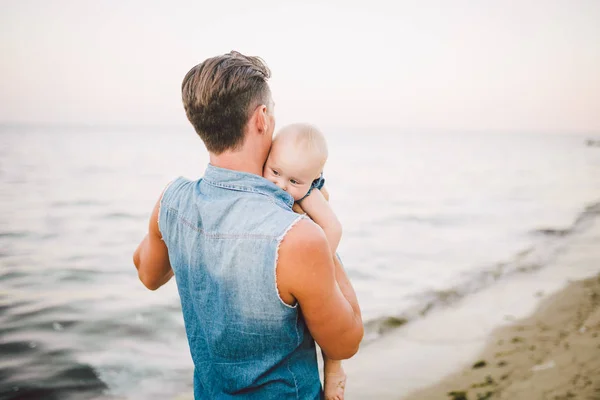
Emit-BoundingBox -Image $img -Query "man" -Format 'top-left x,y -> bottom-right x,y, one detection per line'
133,51 -> 363,399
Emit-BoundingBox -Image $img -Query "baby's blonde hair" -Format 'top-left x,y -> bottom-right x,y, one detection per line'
273,123 -> 328,167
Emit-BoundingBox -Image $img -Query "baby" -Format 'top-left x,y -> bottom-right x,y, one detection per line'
263,123 -> 346,400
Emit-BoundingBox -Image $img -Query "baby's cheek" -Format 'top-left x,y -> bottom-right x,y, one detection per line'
292,186 -> 310,201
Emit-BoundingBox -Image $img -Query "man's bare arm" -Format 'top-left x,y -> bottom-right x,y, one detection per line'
133,194 -> 173,290
277,219 -> 363,360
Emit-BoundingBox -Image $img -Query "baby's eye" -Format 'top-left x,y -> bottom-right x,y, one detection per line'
272,169 -> 280,176
290,179 -> 299,185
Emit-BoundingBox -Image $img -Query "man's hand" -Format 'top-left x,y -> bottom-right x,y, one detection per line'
133,193 -> 173,290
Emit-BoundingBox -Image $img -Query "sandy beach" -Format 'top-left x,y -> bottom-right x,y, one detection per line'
343,213 -> 600,400
402,274 -> 600,400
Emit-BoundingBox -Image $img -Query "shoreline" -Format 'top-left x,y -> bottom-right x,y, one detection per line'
401,274 -> 600,400
344,216 -> 600,399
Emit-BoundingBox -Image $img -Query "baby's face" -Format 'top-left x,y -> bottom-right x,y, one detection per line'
263,140 -> 322,201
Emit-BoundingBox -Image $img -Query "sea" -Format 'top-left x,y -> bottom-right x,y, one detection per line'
1,125 -> 599,400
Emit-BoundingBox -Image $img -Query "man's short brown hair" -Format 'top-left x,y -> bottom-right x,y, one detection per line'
181,51 -> 272,154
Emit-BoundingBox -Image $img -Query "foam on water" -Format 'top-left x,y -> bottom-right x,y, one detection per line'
344,210 -> 600,399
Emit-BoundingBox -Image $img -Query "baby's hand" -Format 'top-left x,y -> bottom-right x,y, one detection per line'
293,186 -> 328,215
292,202 -> 305,214
320,186 -> 330,202
324,369 -> 347,400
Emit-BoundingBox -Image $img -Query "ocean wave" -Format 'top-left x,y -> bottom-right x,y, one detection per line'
362,198 -> 600,343
0,231 -> 31,239
99,212 -> 146,221
51,200 -> 109,208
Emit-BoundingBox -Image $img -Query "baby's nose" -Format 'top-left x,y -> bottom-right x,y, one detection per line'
275,181 -> 287,191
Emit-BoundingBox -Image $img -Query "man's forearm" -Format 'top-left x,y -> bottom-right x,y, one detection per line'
333,255 -> 362,323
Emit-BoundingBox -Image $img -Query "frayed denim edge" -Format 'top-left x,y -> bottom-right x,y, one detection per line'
273,214 -> 306,309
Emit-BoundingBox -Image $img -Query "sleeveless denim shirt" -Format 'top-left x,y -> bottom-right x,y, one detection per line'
158,165 -> 323,399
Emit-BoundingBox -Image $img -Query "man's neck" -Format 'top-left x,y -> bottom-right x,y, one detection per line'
209,150 -> 264,176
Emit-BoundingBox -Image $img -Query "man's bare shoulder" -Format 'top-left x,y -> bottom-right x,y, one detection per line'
281,217 -> 329,253
277,218 -> 333,304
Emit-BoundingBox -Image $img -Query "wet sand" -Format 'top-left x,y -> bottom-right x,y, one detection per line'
402,274 -> 600,400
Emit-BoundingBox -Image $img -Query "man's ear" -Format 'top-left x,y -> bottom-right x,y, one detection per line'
252,104 -> 269,134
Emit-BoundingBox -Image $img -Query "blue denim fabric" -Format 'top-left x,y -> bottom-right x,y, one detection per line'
299,173 -> 325,202
158,165 -> 323,399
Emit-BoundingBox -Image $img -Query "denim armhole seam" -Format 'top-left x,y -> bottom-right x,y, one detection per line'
273,214 -> 306,309
157,178 -> 178,240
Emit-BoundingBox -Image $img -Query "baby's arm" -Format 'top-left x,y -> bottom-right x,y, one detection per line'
297,187 -> 341,254
294,186 -> 329,212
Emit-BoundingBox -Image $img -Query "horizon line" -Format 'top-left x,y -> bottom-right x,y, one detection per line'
0,121 -> 598,136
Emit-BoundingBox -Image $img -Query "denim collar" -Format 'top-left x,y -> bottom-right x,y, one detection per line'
202,164 -> 294,210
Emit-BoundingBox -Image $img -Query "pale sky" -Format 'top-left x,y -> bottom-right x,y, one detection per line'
1,0 -> 599,132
